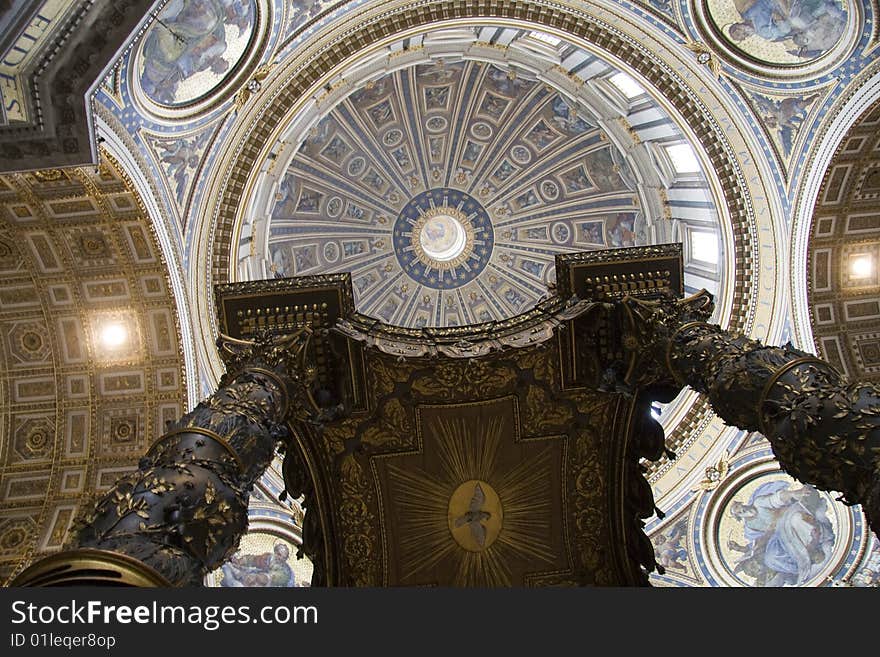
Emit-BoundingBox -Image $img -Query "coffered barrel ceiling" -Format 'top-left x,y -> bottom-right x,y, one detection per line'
0,157 -> 188,585
242,28 -> 726,328
808,98 -> 880,383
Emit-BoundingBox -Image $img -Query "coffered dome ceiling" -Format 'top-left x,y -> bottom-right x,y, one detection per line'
245,29 -> 724,328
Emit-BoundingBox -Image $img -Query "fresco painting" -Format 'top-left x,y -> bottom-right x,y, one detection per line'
707,0 -> 848,64
747,91 -> 820,158
653,517 -> 690,574
717,474 -> 837,586
139,0 -> 256,105
150,129 -> 214,205
212,532 -> 313,587
284,1 -> 328,41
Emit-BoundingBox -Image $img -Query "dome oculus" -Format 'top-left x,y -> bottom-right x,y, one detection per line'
393,188 -> 494,290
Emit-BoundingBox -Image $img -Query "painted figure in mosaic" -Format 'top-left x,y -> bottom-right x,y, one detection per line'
155,141 -> 200,199
288,0 -> 326,33
751,93 -> 819,156
486,65 -> 527,96
584,148 -> 625,191
728,0 -> 797,42
787,0 -> 847,58
726,0 -> 846,59
654,520 -> 688,572
581,222 -> 604,244
550,96 -> 594,135
418,60 -> 461,84
607,213 -> 636,248
140,0 -> 253,104
727,481 -> 834,586
221,541 -> 297,587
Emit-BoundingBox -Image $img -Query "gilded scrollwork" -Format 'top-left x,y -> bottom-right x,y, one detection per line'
410,358 -> 518,398
337,455 -> 379,585
524,385 -> 572,434
361,398 -> 414,451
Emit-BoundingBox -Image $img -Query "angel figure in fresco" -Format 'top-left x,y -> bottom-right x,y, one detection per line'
486,65 -> 527,96
750,93 -> 819,156
140,0 -> 253,104
727,481 -> 835,586
288,0 -> 327,31
549,96 -> 594,136
154,139 -> 201,202
417,60 -> 461,83
654,519 -> 688,572
727,0 -> 798,42
786,0 -> 847,58
607,213 -> 636,248
221,542 -> 297,587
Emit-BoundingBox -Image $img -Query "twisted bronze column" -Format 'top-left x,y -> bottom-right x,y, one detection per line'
615,292 -> 880,537
12,330 -> 320,586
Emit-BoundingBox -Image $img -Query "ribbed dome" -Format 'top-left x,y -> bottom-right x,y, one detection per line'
267,59 -> 647,327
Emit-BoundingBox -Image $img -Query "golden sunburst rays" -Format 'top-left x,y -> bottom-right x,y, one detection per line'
490,445 -> 557,565
432,414 -> 501,483
386,464 -> 460,579
385,408 -> 560,585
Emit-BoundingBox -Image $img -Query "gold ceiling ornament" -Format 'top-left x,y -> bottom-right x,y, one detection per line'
684,42 -> 723,79
31,169 -> 65,182
0,158 -> 188,584
694,451 -> 730,491
233,62 -> 275,113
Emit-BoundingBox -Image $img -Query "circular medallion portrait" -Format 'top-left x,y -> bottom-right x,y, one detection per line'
139,0 -> 256,106
133,0 -> 269,116
708,470 -> 852,586
206,530 -> 313,587
696,0 -> 859,77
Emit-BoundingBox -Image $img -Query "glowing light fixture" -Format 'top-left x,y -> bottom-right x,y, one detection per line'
850,254 -> 873,279
529,31 -> 561,46
99,321 -> 129,349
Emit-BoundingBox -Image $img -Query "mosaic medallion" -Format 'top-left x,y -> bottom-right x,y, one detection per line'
137,0 -> 258,107
393,188 -> 494,290
700,464 -> 859,587
693,0 -> 858,77
704,0 -> 848,65
206,529 -> 313,587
